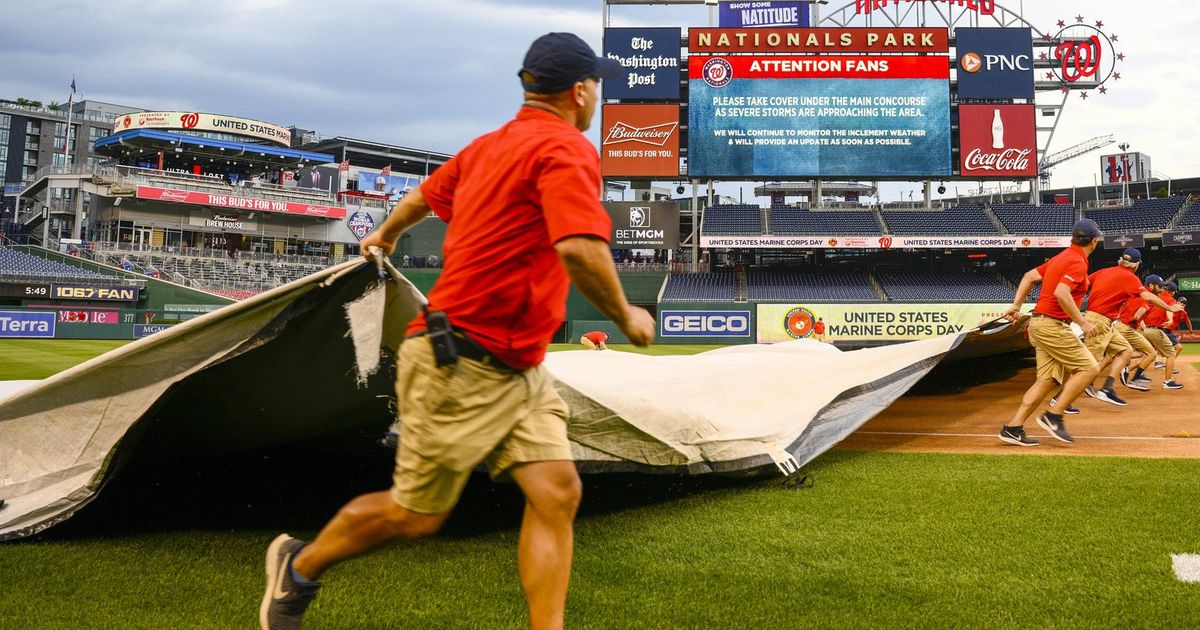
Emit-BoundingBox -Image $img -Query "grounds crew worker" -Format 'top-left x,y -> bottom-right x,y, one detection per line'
260,33 -> 654,630
999,219 -> 1103,447
580,330 -> 609,350
1136,276 -> 1184,389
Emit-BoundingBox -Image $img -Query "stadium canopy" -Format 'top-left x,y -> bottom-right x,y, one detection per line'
94,129 -> 336,174
301,137 -> 451,179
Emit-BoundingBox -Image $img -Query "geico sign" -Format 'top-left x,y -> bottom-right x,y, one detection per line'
660,311 -> 751,337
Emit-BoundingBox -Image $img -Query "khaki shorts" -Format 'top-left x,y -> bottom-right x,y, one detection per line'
580,336 -> 598,350
391,337 -> 572,514
1082,311 -> 1131,361
1028,316 -> 1097,383
1114,321 -> 1156,357
1142,327 -> 1177,359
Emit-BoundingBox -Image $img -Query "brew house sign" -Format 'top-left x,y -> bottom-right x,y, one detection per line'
958,104 -> 1036,177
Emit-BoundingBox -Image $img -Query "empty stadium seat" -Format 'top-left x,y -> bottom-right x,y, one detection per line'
0,247 -> 123,285
769,207 -> 880,236
991,204 -> 1074,235
882,205 -> 998,235
746,270 -> 880,302
661,272 -> 736,302
877,271 -> 1015,302
1084,196 -> 1187,233
701,205 -> 762,236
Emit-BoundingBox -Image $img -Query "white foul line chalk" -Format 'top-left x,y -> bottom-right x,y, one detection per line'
1172,554 -> 1200,583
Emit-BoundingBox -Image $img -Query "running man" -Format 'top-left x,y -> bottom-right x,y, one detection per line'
999,219 -> 1104,446
1136,276 -> 1184,389
579,330 -> 609,350
259,33 -> 652,630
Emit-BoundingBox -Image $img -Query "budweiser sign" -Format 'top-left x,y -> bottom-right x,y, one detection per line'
604,121 -> 679,147
135,186 -> 348,219
600,104 -> 681,178
963,148 -> 1033,172
158,190 -> 191,202
958,104 -> 1037,177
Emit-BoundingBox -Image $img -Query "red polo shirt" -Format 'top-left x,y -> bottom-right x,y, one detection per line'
583,331 -> 609,344
408,107 -> 613,370
1086,266 -> 1146,320
1034,244 -> 1090,320
814,321 -> 826,334
1143,292 -> 1176,328
1119,295 -> 1147,326
1171,308 -> 1188,331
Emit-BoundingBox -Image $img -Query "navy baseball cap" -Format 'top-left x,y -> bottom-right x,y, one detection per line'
518,33 -> 621,94
1072,218 -> 1103,238
1144,274 -> 1165,286
1165,281 -> 1178,292
1119,247 -> 1142,263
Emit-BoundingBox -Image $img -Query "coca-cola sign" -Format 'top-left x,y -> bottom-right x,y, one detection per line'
958,104 -> 1037,177
601,104 -> 681,177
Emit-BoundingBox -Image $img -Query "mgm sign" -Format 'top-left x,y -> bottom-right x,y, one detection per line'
604,201 -> 681,248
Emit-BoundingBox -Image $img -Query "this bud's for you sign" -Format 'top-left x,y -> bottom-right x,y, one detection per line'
603,27 -> 682,100
958,104 -> 1036,177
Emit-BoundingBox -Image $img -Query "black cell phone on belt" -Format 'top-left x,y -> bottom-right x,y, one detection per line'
425,308 -> 459,367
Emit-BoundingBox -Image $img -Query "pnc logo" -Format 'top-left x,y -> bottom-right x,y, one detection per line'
180,112 -> 201,129
960,52 -> 982,73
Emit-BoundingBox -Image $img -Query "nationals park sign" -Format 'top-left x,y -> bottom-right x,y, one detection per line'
136,186 -> 347,219
114,112 -> 291,146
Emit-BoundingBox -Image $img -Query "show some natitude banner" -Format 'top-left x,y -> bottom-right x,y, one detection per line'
757,302 -> 1035,343
601,104 -> 681,177
688,54 -> 951,177
136,186 -> 348,219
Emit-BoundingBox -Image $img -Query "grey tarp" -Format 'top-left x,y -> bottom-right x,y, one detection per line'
0,259 -> 1023,540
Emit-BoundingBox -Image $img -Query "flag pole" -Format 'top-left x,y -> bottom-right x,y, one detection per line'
61,75 -> 76,169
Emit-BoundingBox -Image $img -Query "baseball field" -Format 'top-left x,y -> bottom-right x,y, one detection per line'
1,340 -> 1198,628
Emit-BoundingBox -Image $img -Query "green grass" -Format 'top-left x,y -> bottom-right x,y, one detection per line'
3,340 -> 1200,628
0,339 -> 130,379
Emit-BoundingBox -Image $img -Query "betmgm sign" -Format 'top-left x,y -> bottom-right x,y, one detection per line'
604,202 -> 680,248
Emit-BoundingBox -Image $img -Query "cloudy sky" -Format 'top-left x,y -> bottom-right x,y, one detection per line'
2,0 -> 1196,201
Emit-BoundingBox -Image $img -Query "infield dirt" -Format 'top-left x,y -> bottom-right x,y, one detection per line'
841,354 -> 1200,458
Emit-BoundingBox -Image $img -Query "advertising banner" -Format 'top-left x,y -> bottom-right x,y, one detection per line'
347,210 -> 376,240
136,185 -> 348,219
1103,233 -> 1145,249
113,112 -> 291,146
604,201 -> 681,248
689,27 -> 948,53
660,310 -> 753,338
958,104 -> 1036,177
699,234 -> 1070,248
50,284 -> 139,302
188,212 -> 258,232
603,27 -> 682,100
1164,231 -> 1200,248
1177,330 -> 1200,343
1177,277 -> 1200,292
57,310 -> 119,324
719,2 -> 810,28
688,55 -> 951,177
756,302 -> 1031,343
954,28 -> 1034,100
134,324 -> 174,338
601,104 -> 681,177
0,311 -> 55,338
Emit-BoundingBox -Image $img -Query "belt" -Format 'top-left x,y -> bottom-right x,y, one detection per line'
408,329 -> 515,370
1030,313 -> 1071,322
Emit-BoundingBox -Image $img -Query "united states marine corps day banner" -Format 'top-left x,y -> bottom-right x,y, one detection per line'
603,202 -> 680,248
756,302 -> 1034,343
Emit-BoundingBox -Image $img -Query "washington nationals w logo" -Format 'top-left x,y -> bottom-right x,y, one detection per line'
1054,36 -> 1102,82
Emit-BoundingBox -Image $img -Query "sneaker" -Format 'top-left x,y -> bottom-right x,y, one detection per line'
1049,397 -> 1079,414
1154,360 -> 1166,369
1135,374 -> 1153,384
1123,375 -> 1150,392
999,425 -> 1040,446
261,534 -> 321,630
1163,380 -> 1184,390
1095,387 -> 1127,407
1120,368 -> 1133,388
1037,413 -> 1075,444
1173,369 -> 1179,375
1084,386 -> 1099,399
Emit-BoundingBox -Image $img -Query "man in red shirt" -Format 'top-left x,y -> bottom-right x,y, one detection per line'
1135,276 -> 1183,389
580,330 -> 609,350
999,219 -> 1103,446
1162,284 -> 1190,360
261,33 -> 653,630
813,317 -> 827,342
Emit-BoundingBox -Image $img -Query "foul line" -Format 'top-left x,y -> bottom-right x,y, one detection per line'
854,430 -> 1189,442
1172,554 -> 1200,583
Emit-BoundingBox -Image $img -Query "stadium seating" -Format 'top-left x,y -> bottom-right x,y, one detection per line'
877,271 -> 1014,302
1000,270 -> 1039,303
882,205 -> 998,235
769,206 -> 881,235
747,270 -> 881,302
119,252 -> 325,295
1174,199 -> 1200,229
1084,196 -> 1188,233
661,272 -> 736,302
0,247 -> 123,285
990,203 -> 1075,235
701,204 -> 762,236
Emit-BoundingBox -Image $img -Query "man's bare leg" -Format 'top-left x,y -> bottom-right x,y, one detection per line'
511,461 -> 582,630
1008,378 -> 1059,426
